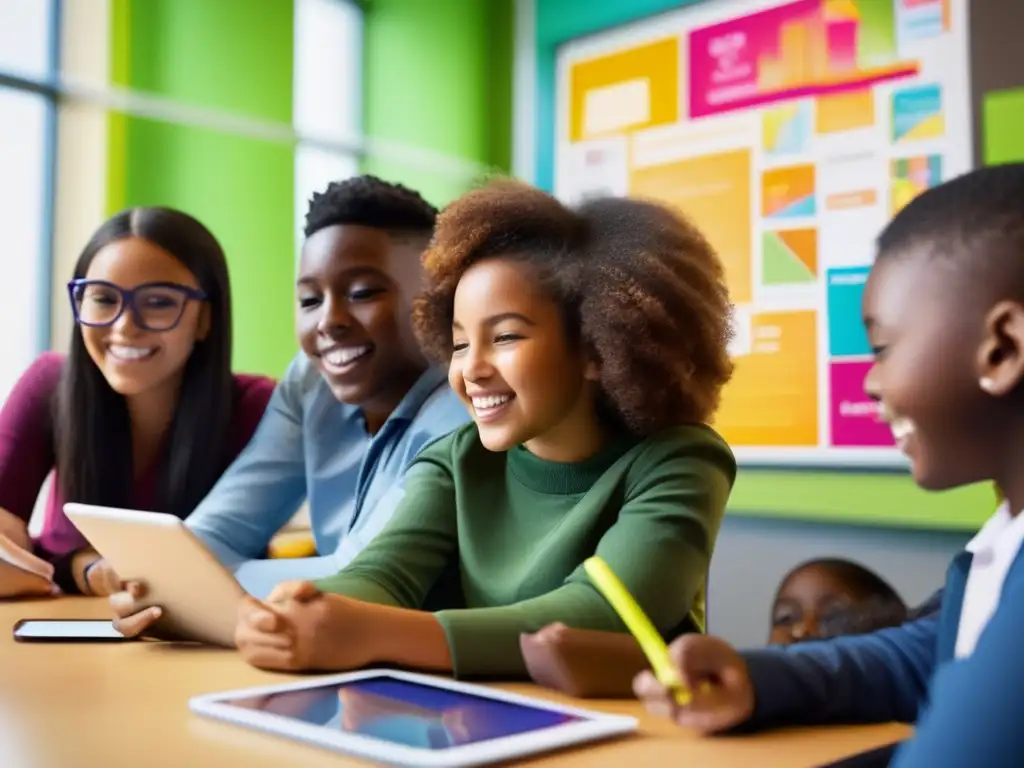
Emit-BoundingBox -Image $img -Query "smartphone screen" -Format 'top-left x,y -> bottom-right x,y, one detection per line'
13,620 -> 127,642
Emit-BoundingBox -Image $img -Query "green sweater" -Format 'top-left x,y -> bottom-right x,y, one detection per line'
315,423 -> 736,678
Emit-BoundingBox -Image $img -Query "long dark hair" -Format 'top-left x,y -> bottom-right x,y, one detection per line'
55,207 -> 234,517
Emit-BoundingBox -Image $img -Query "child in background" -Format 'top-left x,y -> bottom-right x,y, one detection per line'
769,558 -> 907,645
233,180 -> 736,679
635,164 -> 1024,767
0,207 -> 274,598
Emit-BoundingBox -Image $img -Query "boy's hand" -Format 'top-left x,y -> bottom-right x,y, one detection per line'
520,623 -> 649,698
235,585 -> 374,672
633,634 -> 755,734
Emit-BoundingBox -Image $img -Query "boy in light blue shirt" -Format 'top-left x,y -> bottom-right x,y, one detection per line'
109,176 -> 468,627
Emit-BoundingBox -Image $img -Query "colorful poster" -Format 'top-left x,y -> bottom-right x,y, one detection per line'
556,0 -> 972,468
688,0 -> 918,119
815,89 -> 875,134
762,164 -> 817,219
892,83 -> 944,141
897,0 -> 947,41
818,151 -> 884,213
827,266 -> 871,356
761,228 -> 818,285
715,310 -> 819,447
568,38 -> 679,142
891,154 -> 942,214
762,101 -> 813,155
631,149 -> 753,303
830,360 -> 894,447
854,0 -> 900,64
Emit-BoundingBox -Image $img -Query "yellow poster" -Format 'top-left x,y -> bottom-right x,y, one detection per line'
630,150 -> 753,305
568,38 -> 679,142
714,310 -> 819,447
816,89 -> 876,134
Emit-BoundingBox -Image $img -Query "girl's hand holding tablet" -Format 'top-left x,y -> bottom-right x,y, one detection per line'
109,581 -> 163,637
235,581 -> 375,672
71,552 -> 121,596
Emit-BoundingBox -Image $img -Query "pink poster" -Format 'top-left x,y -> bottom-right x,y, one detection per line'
689,0 -> 918,118
829,360 -> 894,447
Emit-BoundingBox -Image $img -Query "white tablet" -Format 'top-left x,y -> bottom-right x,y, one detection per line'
189,669 -> 637,767
63,503 -> 244,647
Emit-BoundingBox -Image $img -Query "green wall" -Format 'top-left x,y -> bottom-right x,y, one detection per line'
984,88 -> 1024,164
361,0 -> 513,207
108,0 -> 296,377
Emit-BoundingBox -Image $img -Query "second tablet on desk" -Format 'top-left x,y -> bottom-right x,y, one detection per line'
64,503 -> 243,647
190,669 -> 638,767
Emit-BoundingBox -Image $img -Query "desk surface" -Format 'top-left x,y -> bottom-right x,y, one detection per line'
0,598 -> 910,767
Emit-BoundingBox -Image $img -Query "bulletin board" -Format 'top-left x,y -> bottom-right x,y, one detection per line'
555,0 -> 972,469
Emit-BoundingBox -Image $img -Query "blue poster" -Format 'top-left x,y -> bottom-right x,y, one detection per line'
827,266 -> 872,358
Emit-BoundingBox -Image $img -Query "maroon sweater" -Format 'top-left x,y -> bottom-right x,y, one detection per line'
0,352 -> 275,569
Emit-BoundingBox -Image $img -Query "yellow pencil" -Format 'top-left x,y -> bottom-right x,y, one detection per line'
584,556 -> 692,706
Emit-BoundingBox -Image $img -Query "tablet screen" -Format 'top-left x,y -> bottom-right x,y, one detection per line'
224,676 -> 583,749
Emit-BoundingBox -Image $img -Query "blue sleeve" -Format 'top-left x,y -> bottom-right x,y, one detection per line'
740,614 -> 939,729
231,553 -> 347,599
186,357 -> 308,572
891,580 -> 1024,767
227,393 -> 458,598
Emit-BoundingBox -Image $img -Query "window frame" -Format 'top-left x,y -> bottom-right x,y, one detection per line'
0,0 -> 60,357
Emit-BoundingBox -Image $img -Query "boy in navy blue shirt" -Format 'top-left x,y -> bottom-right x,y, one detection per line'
633,164 -> 1024,767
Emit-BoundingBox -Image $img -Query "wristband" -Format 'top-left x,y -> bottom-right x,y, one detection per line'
82,559 -> 102,594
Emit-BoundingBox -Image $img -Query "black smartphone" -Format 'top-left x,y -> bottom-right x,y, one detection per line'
12,618 -> 130,643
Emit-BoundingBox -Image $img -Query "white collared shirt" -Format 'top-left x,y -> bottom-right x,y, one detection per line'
954,501 -> 1024,659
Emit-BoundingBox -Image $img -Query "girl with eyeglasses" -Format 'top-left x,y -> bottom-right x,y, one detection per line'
0,207 -> 274,599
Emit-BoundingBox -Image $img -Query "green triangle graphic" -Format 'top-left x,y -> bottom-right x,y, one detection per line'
762,231 -> 816,285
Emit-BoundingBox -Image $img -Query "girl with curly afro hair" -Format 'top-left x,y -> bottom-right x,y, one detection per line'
235,180 -> 737,684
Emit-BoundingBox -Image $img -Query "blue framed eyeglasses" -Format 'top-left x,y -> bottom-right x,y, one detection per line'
68,279 -> 208,332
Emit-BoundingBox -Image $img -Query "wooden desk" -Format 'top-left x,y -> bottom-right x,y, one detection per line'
0,598 -> 910,767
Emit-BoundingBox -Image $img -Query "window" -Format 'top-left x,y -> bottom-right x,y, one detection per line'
0,0 -> 51,79
293,0 -> 363,250
0,0 -> 56,399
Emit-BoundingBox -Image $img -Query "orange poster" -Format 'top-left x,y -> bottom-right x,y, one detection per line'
568,38 -> 679,142
715,310 -> 818,447
762,164 -> 816,219
816,89 -> 875,134
630,150 -> 753,304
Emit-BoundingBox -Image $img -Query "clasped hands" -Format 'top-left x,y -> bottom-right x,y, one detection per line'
236,581 -> 375,671
110,579 -> 375,672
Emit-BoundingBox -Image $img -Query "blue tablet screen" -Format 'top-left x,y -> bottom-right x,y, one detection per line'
225,676 -> 582,749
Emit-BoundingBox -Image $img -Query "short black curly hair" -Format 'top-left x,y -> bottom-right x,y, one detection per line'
413,180 -> 734,434
303,175 -> 438,239
877,163 -> 1024,271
